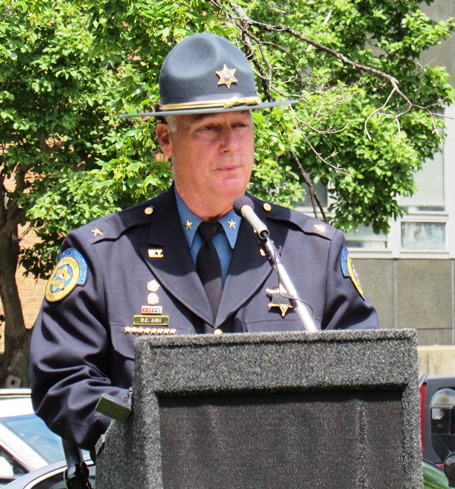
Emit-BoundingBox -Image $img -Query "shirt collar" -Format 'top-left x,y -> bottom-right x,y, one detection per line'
175,189 -> 241,249
218,209 -> 241,249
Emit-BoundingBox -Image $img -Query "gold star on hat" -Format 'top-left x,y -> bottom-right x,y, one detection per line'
216,65 -> 238,89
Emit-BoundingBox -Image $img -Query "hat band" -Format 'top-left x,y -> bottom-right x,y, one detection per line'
159,96 -> 262,112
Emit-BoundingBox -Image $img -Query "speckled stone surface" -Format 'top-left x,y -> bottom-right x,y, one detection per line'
97,329 -> 422,488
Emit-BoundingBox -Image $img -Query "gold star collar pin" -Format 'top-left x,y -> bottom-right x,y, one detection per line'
228,219 -> 237,229
185,220 -> 193,230
91,228 -> 103,237
216,64 -> 238,89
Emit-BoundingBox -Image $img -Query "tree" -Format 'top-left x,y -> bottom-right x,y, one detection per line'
83,0 -> 455,232
1,0 -> 454,386
0,1 -> 125,385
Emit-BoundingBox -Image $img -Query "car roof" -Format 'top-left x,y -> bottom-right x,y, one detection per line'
0,389 -> 32,399
0,391 -> 34,419
0,388 -> 65,472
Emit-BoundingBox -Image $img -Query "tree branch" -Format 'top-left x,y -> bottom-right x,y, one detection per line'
290,151 -> 328,223
210,0 -> 452,135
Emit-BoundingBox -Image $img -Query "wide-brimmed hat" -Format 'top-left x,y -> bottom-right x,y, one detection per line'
121,33 -> 296,118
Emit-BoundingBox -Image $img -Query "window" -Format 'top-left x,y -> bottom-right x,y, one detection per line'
401,221 -> 446,249
401,147 -> 444,213
296,147 -> 449,254
345,225 -> 388,250
399,151 -> 447,251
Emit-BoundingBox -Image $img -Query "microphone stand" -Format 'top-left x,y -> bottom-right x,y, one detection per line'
259,233 -> 318,333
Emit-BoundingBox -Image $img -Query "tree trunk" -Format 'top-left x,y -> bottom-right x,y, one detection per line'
0,221 -> 30,387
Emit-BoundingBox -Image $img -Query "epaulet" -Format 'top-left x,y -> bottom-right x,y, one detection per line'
78,201 -> 156,244
299,214 -> 336,240
258,198 -> 336,241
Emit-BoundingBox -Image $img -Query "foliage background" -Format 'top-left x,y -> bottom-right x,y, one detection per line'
0,0 -> 454,384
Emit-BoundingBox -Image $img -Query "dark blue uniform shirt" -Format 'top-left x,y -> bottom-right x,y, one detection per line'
30,187 -> 379,449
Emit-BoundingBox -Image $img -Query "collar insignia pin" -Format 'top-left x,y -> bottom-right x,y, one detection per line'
91,228 -> 103,237
228,219 -> 236,229
216,64 -> 238,89
185,220 -> 193,230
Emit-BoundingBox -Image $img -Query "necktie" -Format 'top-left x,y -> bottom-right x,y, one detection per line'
197,221 -> 222,315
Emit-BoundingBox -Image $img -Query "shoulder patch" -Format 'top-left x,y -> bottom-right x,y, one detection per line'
341,246 -> 365,299
45,249 -> 88,302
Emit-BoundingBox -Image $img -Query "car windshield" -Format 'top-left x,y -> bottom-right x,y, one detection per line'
0,414 -> 64,464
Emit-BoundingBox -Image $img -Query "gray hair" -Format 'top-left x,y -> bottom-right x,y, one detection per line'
164,115 -> 178,132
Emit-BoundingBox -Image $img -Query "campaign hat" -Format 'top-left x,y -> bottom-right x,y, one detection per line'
121,32 -> 296,118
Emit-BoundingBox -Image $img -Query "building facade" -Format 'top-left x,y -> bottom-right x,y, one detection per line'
341,2 -> 455,346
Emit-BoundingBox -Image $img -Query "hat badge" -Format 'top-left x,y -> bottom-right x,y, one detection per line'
216,64 -> 238,89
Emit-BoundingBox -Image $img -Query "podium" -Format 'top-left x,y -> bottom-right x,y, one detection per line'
96,329 -> 422,488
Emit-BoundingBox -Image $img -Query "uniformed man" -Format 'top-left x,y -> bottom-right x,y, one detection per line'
30,33 -> 379,452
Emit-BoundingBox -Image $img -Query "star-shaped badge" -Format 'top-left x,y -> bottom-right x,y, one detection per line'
266,285 -> 293,317
216,65 -> 238,89
91,228 -> 103,237
228,219 -> 237,229
185,220 -> 193,230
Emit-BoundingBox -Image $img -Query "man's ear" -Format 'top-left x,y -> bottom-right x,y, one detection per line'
156,123 -> 172,157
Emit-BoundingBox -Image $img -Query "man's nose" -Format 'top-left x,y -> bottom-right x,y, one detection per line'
219,126 -> 238,151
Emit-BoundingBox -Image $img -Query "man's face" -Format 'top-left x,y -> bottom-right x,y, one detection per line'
156,111 -> 255,216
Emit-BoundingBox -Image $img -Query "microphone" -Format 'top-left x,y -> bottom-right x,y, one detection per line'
233,196 -> 269,239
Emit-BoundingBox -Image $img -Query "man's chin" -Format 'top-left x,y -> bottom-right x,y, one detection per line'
217,180 -> 247,198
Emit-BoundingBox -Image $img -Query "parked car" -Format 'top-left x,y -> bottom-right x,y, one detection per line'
423,459 -> 450,489
0,389 -> 65,486
420,374 -> 455,465
4,459 -> 95,489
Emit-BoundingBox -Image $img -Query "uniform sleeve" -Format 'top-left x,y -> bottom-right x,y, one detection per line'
321,229 -> 379,330
30,230 -> 129,450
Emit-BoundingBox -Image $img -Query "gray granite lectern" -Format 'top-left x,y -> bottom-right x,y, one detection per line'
96,329 -> 422,488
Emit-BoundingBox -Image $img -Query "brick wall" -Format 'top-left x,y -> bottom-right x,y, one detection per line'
14,268 -> 46,329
